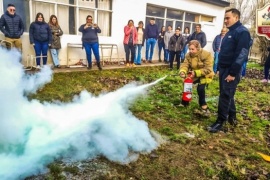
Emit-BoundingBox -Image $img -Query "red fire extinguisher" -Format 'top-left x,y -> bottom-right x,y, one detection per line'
181,73 -> 193,106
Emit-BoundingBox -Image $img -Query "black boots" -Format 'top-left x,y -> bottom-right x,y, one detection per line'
228,117 -> 238,126
97,62 -> 102,71
87,64 -> 92,70
207,121 -> 224,133
87,62 -> 102,70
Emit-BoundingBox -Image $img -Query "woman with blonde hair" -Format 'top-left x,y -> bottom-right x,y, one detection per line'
179,40 -> 214,110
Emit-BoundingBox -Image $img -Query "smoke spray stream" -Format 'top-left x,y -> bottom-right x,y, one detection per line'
0,48 -> 165,179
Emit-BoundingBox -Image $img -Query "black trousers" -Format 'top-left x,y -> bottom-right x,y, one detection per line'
193,79 -> 207,107
217,67 -> 241,122
124,43 -> 136,64
169,51 -> 181,69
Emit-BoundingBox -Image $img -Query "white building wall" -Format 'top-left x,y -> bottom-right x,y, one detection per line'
0,0 -> 227,66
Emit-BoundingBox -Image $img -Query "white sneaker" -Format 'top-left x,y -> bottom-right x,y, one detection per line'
36,65 -> 41,69
260,79 -> 268,83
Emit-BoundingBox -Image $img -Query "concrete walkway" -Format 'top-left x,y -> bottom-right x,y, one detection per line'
52,60 -> 169,73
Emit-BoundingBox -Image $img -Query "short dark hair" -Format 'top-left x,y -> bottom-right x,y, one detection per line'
7,4 -> 15,8
175,28 -> 181,31
86,15 -> 92,20
195,24 -> 201,28
150,18 -> 155,21
225,8 -> 241,18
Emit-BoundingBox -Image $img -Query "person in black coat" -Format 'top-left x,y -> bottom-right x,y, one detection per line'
29,13 -> 52,69
168,28 -> 184,70
261,47 -> 270,83
0,3 -> 24,51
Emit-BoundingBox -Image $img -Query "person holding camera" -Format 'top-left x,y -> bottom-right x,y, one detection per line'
79,15 -> 102,70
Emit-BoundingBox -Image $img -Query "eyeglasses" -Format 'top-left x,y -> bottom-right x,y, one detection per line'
9,9 -> 16,12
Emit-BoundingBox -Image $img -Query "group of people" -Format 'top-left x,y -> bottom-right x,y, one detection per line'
0,3 -> 102,70
0,4 -> 63,69
0,5 -> 261,133
123,17 -> 208,71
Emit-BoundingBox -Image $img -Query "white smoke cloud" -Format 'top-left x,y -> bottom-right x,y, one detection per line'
0,48 -> 164,180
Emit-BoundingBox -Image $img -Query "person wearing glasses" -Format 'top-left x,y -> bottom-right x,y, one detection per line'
0,3 -> 24,51
79,15 -> 102,70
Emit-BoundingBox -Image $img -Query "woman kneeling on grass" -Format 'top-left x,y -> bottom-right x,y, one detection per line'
179,40 -> 214,110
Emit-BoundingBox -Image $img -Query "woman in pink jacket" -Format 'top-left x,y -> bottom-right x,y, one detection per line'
123,20 -> 138,67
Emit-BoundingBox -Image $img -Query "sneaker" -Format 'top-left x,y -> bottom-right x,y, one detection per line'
261,79 -> 268,83
149,60 -> 153,63
36,65 -> 41,69
55,65 -> 61,68
126,63 -> 130,67
132,63 -> 136,67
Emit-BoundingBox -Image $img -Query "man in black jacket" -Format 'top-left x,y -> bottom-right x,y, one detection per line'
0,3 -> 24,51
208,8 -> 251,133
187,24 -> 207,48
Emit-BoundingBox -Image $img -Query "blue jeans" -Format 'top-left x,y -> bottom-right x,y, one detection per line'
241,61 -> 247,77
158,42 -> 165,60
50,49 -> 60,66
83,42 -> 100,65
164,49 -> 170,62
34,40 -> 49,65
134,44 -> 143,64
213,51 -> 219,73
145,38 -> 157,61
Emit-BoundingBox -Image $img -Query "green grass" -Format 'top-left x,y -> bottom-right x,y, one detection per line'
29,65 -> 270,179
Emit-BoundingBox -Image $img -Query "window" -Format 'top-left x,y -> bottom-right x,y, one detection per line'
146,5 -> 165,18
25,0 -> 112,36
201,15 -> 214,23
167,9 -> 183,20
146,4 -> 213,33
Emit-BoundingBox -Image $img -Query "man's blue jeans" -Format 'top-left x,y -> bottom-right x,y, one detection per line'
50,49 -> 60,66
134,44 -> 143,64
34,40 -> 49,65
164,49 -> 170,62
145,38 -> 156,61
83,42 -> 100,65
213,51 -> 219,73
241,61 -> 247,77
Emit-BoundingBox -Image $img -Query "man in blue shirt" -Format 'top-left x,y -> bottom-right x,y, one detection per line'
144,18 -> 159,63
208,8 -> 251,133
